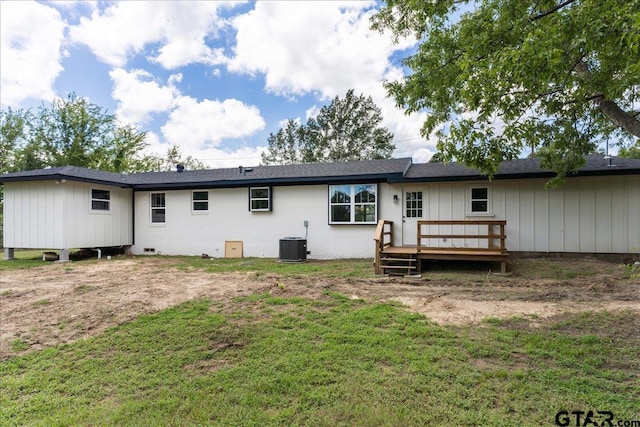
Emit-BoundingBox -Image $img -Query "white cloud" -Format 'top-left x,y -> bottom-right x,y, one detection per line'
229,2 -> 414,98
228,2 -> 431,161
161,97 -> 265,149
305,105 -> 320,121
412,148 -> 435,164
109,68 -> 180,124
0,1 -> 65,106
68,1 -> 235,69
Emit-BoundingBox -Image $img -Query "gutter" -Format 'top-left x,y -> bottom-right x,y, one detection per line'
0,174 -> 132,188
130,173 -> 407,191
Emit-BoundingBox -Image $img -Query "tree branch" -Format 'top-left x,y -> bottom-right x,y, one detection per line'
574,60 -> 640,137
530,0 -> 578,21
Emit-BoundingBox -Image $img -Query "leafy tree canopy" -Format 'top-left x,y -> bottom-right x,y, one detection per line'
618,140 -> 640,159
1,94 -> 153,174
372,0 -> 640,185
261,90 -> 395,165
148,145 -> 205,171
1,94 -> 203,174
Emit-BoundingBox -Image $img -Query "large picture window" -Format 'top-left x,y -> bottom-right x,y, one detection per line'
151,193 -> 166,223
91,189 -> 110,211
329,184 -> 377,224
249,187 -> 271,211
192,191 -> 209,212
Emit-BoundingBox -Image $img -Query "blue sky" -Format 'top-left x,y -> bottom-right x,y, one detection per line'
1,0 -> 436,168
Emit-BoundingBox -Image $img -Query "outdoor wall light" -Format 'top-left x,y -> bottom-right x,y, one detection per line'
393,194 -> 399,204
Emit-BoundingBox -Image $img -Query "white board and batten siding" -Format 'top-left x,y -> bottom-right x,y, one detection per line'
133,184 -> 395,259
3,181 -> 132,249
391,175 -> 640,254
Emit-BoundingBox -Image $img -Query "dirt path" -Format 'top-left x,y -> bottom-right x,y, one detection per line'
1,257 -> 638,360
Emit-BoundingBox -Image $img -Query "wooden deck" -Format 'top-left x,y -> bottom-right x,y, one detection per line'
374,220 -> 509,275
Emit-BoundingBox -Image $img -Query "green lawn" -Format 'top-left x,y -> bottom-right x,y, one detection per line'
1,293 -> 638,426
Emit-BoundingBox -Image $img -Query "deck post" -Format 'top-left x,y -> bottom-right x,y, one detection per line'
374,220 -> 384,274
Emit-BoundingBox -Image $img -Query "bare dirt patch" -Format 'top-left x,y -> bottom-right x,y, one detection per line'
1,257 -> 638,360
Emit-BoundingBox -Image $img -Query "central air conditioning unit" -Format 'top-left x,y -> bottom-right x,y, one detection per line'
279,237 -> 307,262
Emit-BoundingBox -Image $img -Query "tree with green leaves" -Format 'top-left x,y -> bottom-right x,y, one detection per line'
260,119 -> 313,165
1,94 -> 156,173
1,94 -> 208,174
372,0 -> 640,184
618,141 -> 640,159
261,90 -> 395,165
148,145 -> 205,171
0,108 -> 30,174
41,94 -> 153,172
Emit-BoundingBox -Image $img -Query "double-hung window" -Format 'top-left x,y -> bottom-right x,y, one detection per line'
151,193 -> 166,223
192,191 -> 209,212
249,187 -> 271,211
469,187 -> 490,214
329,184 -> 377,224
91,189 -> 110,211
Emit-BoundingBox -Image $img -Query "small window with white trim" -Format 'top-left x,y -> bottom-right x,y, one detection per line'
470,187 -> 489,213
151,192 -> 166,223
192,191 -> 209,212
91,189 -> 110,211
249,187 -> 271,211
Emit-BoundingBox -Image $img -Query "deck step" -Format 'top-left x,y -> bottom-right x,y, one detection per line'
382,265 -> 416,270
380,257 -> 416,262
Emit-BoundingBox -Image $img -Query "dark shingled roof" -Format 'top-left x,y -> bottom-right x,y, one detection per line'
1,155 -> 638,188
0,158 -> 412,189
400,154 -> 640,182
128,158 -> 412,189
0,165 -> 131,187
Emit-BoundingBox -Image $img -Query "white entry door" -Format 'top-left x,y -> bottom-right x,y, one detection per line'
402,189 -> 424,245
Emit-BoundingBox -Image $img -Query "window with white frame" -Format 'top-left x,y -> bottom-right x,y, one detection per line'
329,184 -> 377,224
249,187 -> 271,211
470,187 -> 489,213
192,191 -> 209,212
151,193 -> 166,223
91,189 -> 110,211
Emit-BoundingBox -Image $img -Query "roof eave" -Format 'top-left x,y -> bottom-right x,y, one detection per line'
131,172 -> 405,191
0,174 -> 132,188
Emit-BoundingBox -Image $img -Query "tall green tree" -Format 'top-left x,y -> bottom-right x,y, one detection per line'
26,93 -> 154,173
0,108 -> 30,173
261,90 -> 395,165
260,119 -> 312,165
0,94 -> 191,174
372,0 -> 640,184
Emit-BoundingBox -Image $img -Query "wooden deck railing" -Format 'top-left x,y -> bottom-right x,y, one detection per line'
373,220 -> 393,274
417,220 -> 507,253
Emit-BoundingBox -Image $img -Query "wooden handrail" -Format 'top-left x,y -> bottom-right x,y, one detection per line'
374,220 -> 393,274
417,220 -> 507,254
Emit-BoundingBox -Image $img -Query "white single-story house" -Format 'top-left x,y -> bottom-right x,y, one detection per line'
1,155 -> 639,265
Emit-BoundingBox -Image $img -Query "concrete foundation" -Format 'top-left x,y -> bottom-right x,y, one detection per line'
4,248 -> 15,260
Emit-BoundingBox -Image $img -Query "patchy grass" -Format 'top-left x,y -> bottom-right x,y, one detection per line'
171,257 -> 375,279
2,251 -> 628,284
509,257 -> 615,280
9,339 -> 30,352
1,296 -> 637,426
0,249 -> 51,270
